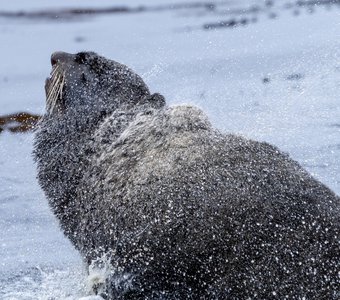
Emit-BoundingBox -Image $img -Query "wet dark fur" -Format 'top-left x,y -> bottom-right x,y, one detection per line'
34,52 -> 340,299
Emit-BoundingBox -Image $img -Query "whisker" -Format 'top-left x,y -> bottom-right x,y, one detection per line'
47,76 -> 60,105
47,78 -> 58,100
50,65 -> 60,77
58,73 -> 66,99
46,69 -> 65,114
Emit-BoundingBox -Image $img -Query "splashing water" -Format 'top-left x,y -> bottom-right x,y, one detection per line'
1,266 -> 90,300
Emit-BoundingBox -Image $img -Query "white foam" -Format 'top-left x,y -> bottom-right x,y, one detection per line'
85,253 -> 114,296
1,265 -> 90,300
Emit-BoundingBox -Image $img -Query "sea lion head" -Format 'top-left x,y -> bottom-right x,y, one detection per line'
45,51 -> 152,116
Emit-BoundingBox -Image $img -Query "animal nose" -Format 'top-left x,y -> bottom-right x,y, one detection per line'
51,51 -> 73,66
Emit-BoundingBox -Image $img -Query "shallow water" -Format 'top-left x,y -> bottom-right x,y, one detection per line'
0,0 -> 339,298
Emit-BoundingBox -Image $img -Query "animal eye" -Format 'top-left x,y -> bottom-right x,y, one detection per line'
75,52 -> 88,64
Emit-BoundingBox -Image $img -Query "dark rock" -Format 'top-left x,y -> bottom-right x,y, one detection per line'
286,73 -> 304,81
263,77 -> 271,84
0,112 -> 41,133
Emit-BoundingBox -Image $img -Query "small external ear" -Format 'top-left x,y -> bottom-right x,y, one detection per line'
140,93 -> 166,109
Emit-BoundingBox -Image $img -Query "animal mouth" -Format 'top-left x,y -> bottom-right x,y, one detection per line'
45,65 -> 66,114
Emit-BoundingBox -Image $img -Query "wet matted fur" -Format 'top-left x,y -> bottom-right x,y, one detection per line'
34,51 -> 340,299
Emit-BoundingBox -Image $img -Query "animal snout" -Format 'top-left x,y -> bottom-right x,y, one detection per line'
51,51 -> 73,66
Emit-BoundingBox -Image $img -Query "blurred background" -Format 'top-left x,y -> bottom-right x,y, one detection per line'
0,0 -> 339,298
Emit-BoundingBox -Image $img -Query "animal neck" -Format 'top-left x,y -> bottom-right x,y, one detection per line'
33,94 -> 165,242
33,102 -> 136,200
33,105 -> 107,239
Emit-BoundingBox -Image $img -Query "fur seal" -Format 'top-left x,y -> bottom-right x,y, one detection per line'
34,51 -> 340,299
